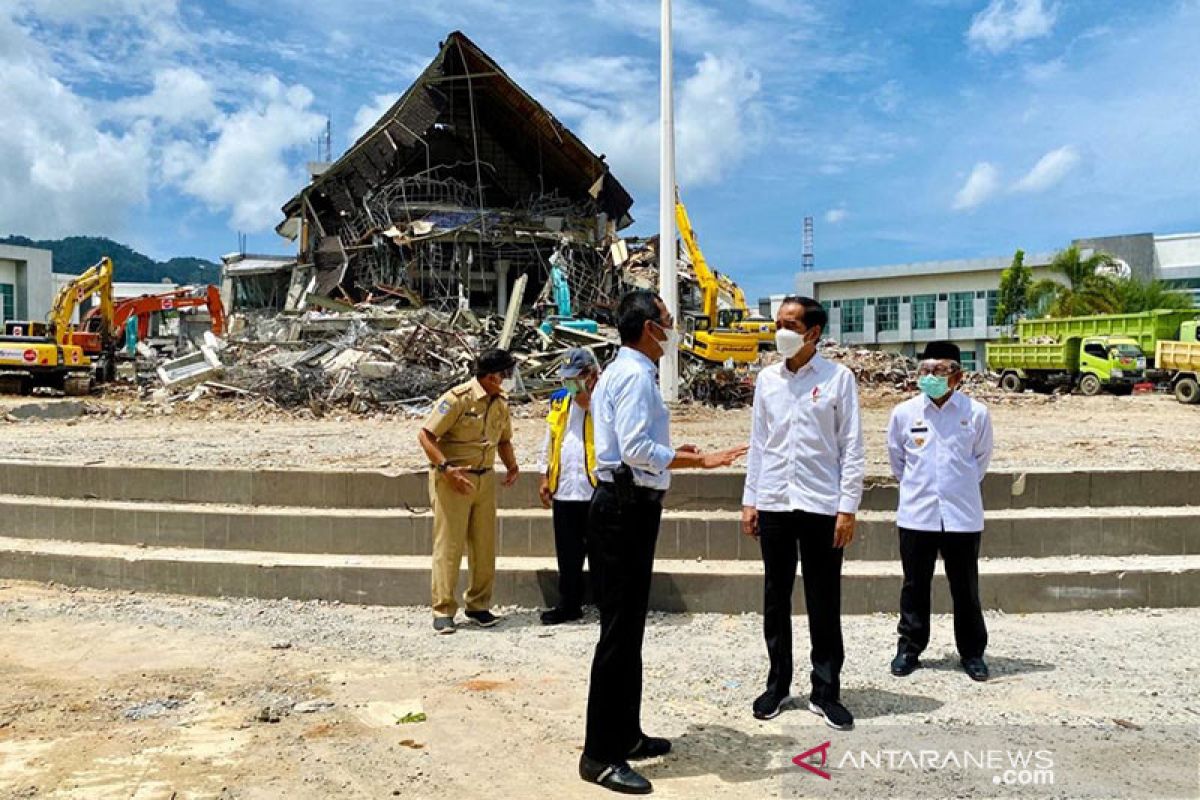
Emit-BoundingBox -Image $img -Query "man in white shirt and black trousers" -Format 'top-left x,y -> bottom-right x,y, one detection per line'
741,296 -> 865,732
578,290 -> 747,796
887,341 -> 994,682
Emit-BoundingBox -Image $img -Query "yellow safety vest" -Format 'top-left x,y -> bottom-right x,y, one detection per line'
546,393 -> 597,493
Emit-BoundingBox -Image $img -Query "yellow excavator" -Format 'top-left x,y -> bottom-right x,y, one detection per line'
673,194 -> 762,364
715,274 -> 775,349
0,256 -> 115,396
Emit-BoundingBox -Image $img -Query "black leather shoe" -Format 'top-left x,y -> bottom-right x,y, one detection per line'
579,755 -> 653,794
627,736 -> 671,761
891,651 -> 920,677
540,607 -> 583,625
962,656 -> 989,682
752,689 -> 788,720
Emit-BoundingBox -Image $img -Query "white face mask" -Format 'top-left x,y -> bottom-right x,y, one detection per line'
775,328 -> 805,358
652,322 -> 681,355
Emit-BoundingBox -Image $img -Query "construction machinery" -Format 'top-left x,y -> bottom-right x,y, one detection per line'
986,309 -> 1200,395
0,257 -> 114,395
714,273 -> 775,348
673,194 -> 760,364
1154,320 -> 1200,404
81,285 -> 226,352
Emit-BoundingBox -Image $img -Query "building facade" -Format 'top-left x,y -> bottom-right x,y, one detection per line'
0,243 -> 54,324
771,232 -> 1200,372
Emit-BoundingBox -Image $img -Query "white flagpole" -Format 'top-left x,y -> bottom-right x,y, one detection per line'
659,0 -> 679,401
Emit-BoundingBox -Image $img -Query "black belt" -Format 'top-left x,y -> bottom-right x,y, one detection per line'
432,466 -> 493,475
597,480 -> 665,504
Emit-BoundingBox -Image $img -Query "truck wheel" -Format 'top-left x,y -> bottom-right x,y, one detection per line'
1175,377 -> 1200,405
1000,373 -> 1025,393
1079,374 -> 1102,396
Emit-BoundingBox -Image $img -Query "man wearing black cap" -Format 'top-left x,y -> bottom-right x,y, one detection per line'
418,348 -> 521,635
886,341 -> 993,681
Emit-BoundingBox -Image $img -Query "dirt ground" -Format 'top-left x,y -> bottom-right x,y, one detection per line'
2,582 -> 1198,800
2,391 -> 1198,473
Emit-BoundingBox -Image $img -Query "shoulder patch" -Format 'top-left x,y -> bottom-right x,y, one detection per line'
437,399 -> 451,414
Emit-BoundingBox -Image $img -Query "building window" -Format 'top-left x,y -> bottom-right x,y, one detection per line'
841,298 -> 865,333
949,291 -> 974,328
0,283 -> 14,322
912,294 -> 937,330
960,350 -> 978,372
986,290 -> 1000,325
876,296 -> 900,332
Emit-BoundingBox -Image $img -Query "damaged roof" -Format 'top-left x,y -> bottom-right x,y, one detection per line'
281,30 -> 634,232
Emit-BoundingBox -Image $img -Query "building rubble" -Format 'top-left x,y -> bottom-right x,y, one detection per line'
124,31 -> 1005,415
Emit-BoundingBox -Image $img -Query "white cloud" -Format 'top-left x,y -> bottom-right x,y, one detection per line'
824,206 -> 848,224
0,15 -> 151,237
576,54 -> 763,193
349,93 -> 397,145
952,162 -> 1001,210
967,0 -> 1057,54
165,76 -> 326,231
111,67 -> 217,127
1013,145 -> 1081,192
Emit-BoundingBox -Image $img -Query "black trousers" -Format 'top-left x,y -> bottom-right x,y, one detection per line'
896,527 -> 987,659
552,499 -> 600,611
758,510 -> 844,703
583,483 -> 662,763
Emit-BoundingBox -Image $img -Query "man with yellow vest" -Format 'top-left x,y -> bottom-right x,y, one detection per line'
537,348 -> 601,625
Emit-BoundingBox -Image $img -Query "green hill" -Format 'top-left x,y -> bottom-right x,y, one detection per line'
0,235 -> 220,285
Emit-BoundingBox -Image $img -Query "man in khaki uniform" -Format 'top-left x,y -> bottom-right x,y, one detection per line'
418,349 -> 520,634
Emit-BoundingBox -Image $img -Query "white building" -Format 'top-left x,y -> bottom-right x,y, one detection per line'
0,243 -> 54,324
769,232 -> 1200,372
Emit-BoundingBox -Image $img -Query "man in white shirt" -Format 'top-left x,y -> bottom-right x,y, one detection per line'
579,290 -> 747,795
537,348 -> 602,625
741,296 -> 865,732
886,341 -> 994,682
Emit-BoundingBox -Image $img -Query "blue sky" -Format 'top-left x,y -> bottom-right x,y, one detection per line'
2,0 -> 1198,301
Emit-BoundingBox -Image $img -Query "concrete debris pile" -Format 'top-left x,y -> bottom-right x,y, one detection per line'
817,343 -> 917,389
148,306 -> 616,416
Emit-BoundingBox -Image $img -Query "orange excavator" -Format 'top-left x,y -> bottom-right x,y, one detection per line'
81,285 -> 225,352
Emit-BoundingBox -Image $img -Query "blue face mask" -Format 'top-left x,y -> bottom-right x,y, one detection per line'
917,374 -> 951,400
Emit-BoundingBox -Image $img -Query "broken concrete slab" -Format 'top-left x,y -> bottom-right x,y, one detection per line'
8,401 -> 88,421
156,346 -> 223,389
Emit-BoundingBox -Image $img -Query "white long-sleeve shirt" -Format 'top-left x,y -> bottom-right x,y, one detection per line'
593,347 -> 673,491
742,355 -> 865,516
537,399 -> 595,502
887,391 -> 993,533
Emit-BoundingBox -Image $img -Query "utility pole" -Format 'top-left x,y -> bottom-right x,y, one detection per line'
659,0 -> 679,401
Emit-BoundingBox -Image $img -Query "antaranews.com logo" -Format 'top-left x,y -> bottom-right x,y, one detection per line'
781,724 -> 1197,799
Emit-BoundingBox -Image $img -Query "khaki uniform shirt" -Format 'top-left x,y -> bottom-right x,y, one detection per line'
423,379 -> 513,468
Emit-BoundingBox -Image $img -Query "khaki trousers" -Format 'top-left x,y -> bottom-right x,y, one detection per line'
429,469 -> 497,617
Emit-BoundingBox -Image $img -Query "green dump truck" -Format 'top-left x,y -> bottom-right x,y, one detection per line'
986,309 -> 1200,395
986,336 -> 1145,395
1155,320 -> 1200,404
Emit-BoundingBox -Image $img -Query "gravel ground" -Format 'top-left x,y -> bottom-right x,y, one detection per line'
2,391 -> 1198,474
1,582 -> 1197,799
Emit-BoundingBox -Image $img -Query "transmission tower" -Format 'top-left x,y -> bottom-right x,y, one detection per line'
802,216 -> 815,272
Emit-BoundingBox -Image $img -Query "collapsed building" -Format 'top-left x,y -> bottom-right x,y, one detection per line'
264,30 -> 634,320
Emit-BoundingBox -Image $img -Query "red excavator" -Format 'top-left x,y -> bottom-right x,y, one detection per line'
81,285 -> 225,354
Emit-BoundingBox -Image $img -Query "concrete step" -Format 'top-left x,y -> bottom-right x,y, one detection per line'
3,460 -> 1198,511
4,494 -> 1199,560
1,536 -> 1196,614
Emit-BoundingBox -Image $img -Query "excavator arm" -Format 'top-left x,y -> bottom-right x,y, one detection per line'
674,192 -> 720,326
86,285 -> 227,343
50,257 -> 114,347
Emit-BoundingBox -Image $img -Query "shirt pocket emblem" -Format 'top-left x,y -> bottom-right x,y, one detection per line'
811,386 -> 821,403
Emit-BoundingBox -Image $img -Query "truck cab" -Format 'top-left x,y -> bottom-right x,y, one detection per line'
1078,336 -> 1145,394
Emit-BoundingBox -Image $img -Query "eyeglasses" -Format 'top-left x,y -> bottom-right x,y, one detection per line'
917,360 -> 960,377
